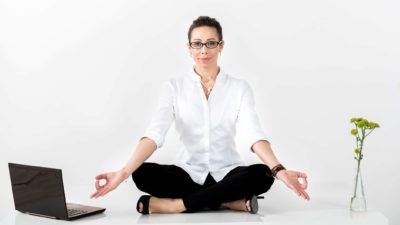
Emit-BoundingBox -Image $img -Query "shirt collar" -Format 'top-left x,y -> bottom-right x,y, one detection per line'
190,66 -> 227,83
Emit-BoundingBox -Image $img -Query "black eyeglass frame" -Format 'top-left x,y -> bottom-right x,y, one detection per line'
189,40 -> 223,49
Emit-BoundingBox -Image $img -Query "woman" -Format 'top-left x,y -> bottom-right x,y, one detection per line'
91,16 -> 310,214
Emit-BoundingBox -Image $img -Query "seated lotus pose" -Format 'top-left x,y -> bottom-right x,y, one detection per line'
91,16 -> 310,214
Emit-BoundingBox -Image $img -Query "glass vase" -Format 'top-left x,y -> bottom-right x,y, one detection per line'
350,162 -> 367,212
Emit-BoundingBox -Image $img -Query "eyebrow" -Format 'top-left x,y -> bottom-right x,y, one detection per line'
192,38 -> 218,41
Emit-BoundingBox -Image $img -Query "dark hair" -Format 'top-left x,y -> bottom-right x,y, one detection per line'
187,16 -> 223,42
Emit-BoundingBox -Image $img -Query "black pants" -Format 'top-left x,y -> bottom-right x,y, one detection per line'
131,163 -> 275,212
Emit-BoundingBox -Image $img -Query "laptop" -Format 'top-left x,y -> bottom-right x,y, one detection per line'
8,163 -> 106,220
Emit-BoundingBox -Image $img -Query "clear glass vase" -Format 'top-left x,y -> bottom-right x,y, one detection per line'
350,162 -> 367,212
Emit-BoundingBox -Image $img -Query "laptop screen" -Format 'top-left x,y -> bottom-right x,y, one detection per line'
8,163 -> 68,219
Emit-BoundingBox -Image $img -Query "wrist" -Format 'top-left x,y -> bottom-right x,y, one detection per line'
120,167 -> 130,180
271,164 -> 286,179
275,169 -> 286,180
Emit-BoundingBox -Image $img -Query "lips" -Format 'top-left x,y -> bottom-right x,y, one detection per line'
198,58 -> 210,61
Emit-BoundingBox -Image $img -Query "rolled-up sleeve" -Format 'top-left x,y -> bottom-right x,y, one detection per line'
141,81 -> 175,149
237,81 -> 268,152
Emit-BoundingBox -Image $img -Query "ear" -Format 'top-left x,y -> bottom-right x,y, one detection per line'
187,42 -> 192,55
219,40 -> 224,52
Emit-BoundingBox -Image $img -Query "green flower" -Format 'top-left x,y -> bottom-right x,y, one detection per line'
350,117 -> 379,203
350,117 -> 380,160
357,120 -> 366,128
368,122 -> 380,129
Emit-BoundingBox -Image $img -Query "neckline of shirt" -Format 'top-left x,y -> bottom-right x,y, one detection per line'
190,66 -> 227,83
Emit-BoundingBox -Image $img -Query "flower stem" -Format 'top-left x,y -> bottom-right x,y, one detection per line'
353,156 -> 361,198
353,127 -> 365,198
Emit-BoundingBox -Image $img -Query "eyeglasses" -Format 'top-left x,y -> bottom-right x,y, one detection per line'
189,40 -> 222,49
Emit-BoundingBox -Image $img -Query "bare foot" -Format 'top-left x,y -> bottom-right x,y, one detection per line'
221,198 -> 251,212
138,197 -> 186,214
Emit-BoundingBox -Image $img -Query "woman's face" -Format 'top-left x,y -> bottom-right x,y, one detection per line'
188,26 -> 224,68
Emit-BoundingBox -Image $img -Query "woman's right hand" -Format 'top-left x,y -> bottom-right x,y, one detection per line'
90,169 -> 128,199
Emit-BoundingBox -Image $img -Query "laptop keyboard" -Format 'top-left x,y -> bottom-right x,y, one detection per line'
67,208 -> 88,217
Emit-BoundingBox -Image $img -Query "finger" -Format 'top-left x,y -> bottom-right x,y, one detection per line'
290,183 -> 306,200
300,177 -> 308,190
290,185 -> 301,197
92,186 -> 108,199
91,188 -> 103,199
294,172 -> 308,189
99,186 -> 115,198
93,191 -> 105,199
95,179 -> 106,190
95,173 -> 107,180
99,188 -> 112,198
90,190 -> 100,199
295,185 -> 310,200
300,189 -> 310,201
96,183 -> 116,199
95,180 -> 101,190
91,190 -> 101,199
296,172 -> 307,179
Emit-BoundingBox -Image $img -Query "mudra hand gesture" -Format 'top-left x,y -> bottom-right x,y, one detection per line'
90,169 -> 127,199
276,170 -> 310,200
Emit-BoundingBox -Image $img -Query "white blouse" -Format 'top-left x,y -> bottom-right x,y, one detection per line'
142,68 -> 268,185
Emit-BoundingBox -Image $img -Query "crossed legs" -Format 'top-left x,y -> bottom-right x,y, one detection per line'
132,163 -> 274,213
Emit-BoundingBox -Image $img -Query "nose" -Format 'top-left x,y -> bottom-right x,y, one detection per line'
200,45 -> 208,54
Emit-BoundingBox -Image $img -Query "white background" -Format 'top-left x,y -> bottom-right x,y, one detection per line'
0,0 -> 399,224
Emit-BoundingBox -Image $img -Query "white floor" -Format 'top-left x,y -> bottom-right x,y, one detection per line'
0,180 -> 388,225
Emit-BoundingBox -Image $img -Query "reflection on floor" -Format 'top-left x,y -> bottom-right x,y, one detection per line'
0,180 -> 388,225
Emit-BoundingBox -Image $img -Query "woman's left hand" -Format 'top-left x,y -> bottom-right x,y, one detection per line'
276,170 -> 310,201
